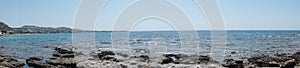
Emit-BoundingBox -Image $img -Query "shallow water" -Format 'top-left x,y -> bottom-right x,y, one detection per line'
1,30 -> 300,63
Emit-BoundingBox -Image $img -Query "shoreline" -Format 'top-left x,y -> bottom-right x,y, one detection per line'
1,45 -> 300,68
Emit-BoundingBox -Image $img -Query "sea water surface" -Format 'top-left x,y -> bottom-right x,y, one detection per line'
1,30 -> 300,63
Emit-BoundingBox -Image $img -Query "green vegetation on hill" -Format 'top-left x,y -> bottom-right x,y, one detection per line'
0,21 -> 73,34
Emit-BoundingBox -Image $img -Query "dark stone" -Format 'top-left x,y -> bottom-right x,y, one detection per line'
139,55 -> 149,60
222,59 -> 244,68
231,51 -> 237,54
0,54 -> 25,68
98,51 -> 115,59
198,55 -> 210,64
55,47 -> 74,54
26,59 -> 52,68
163,54 -> 181,59
161,57 -> 174,64
120,64 -> 127,68
29,56 -> 43,61
292,52 -> 300,63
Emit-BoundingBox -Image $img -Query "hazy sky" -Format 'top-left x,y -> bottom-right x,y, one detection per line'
0,0 -> 299,30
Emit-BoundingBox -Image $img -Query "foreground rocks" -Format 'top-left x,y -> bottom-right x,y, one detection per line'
26,47 -> 77,68
161,54 -> 217,64
5,45 -> 300,68
0,54 -> 25,68
223,52 -> 300,68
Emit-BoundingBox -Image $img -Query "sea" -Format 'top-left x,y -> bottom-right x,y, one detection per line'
1,30 -> 300,63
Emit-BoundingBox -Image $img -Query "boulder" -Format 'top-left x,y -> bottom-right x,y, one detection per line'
55,47 -> 74,54
98,51 -> 115,59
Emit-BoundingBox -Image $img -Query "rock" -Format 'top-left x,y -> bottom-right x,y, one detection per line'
163,54 -> 182,59
139,55 -> 149,60
46,59 -> 76,67
102,55 -> 118,62
26,59 -> 52,68
161,54 -> 183,64
231,51 -> 237,54
29,56 -> 43,61
55,47 -> 74,54
53,53 -> 75,58
222,59 -> 244,68
0,54 -> 25,68
161,57 -> 174,64
247,55 -> 296,67
281,59 -> 296,68
292,52 -> 300,63
98,51 -> 115,59
198,55 -> 210,64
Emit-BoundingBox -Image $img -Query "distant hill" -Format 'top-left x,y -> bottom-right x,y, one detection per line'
0,21 -> 74,34
0,21 -> 13,31
14,25 -> 72,33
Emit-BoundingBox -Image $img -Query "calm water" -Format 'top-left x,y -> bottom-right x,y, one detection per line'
1,30 -> 300,62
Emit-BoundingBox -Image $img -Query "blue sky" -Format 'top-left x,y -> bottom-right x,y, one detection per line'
0,0 -> 299,30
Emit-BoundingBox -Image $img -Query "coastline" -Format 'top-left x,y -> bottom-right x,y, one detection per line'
1,44 -> 300,68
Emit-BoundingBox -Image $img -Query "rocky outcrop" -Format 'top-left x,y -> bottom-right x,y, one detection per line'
160,54 -> 216,64
26,47 -> 77,68
222,59 -> 245,68
0,54 -> 25,68
26,57 -> 53,68
0,22 -> 13,34
97,51 -> 119,62
246,55 -> 296,67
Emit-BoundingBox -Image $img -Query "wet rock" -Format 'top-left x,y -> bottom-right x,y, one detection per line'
292,52 -> 300,63
231,51 -> 237,54
0,54 -> 25,68
198,55 -> 210,64
55,47 -> 74,54
26,59 -> 52,68
161,57 -> 174,64
163,54 -> 181,59
29,56 -> 43,61
161,54 -> 184,64
52,47 -> 75,58
222,59 -> 244,68
98,51 -> 115,59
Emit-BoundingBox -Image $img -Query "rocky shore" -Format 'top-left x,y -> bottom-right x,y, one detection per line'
0,54 -> 25,68
2,46 -> 300,68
